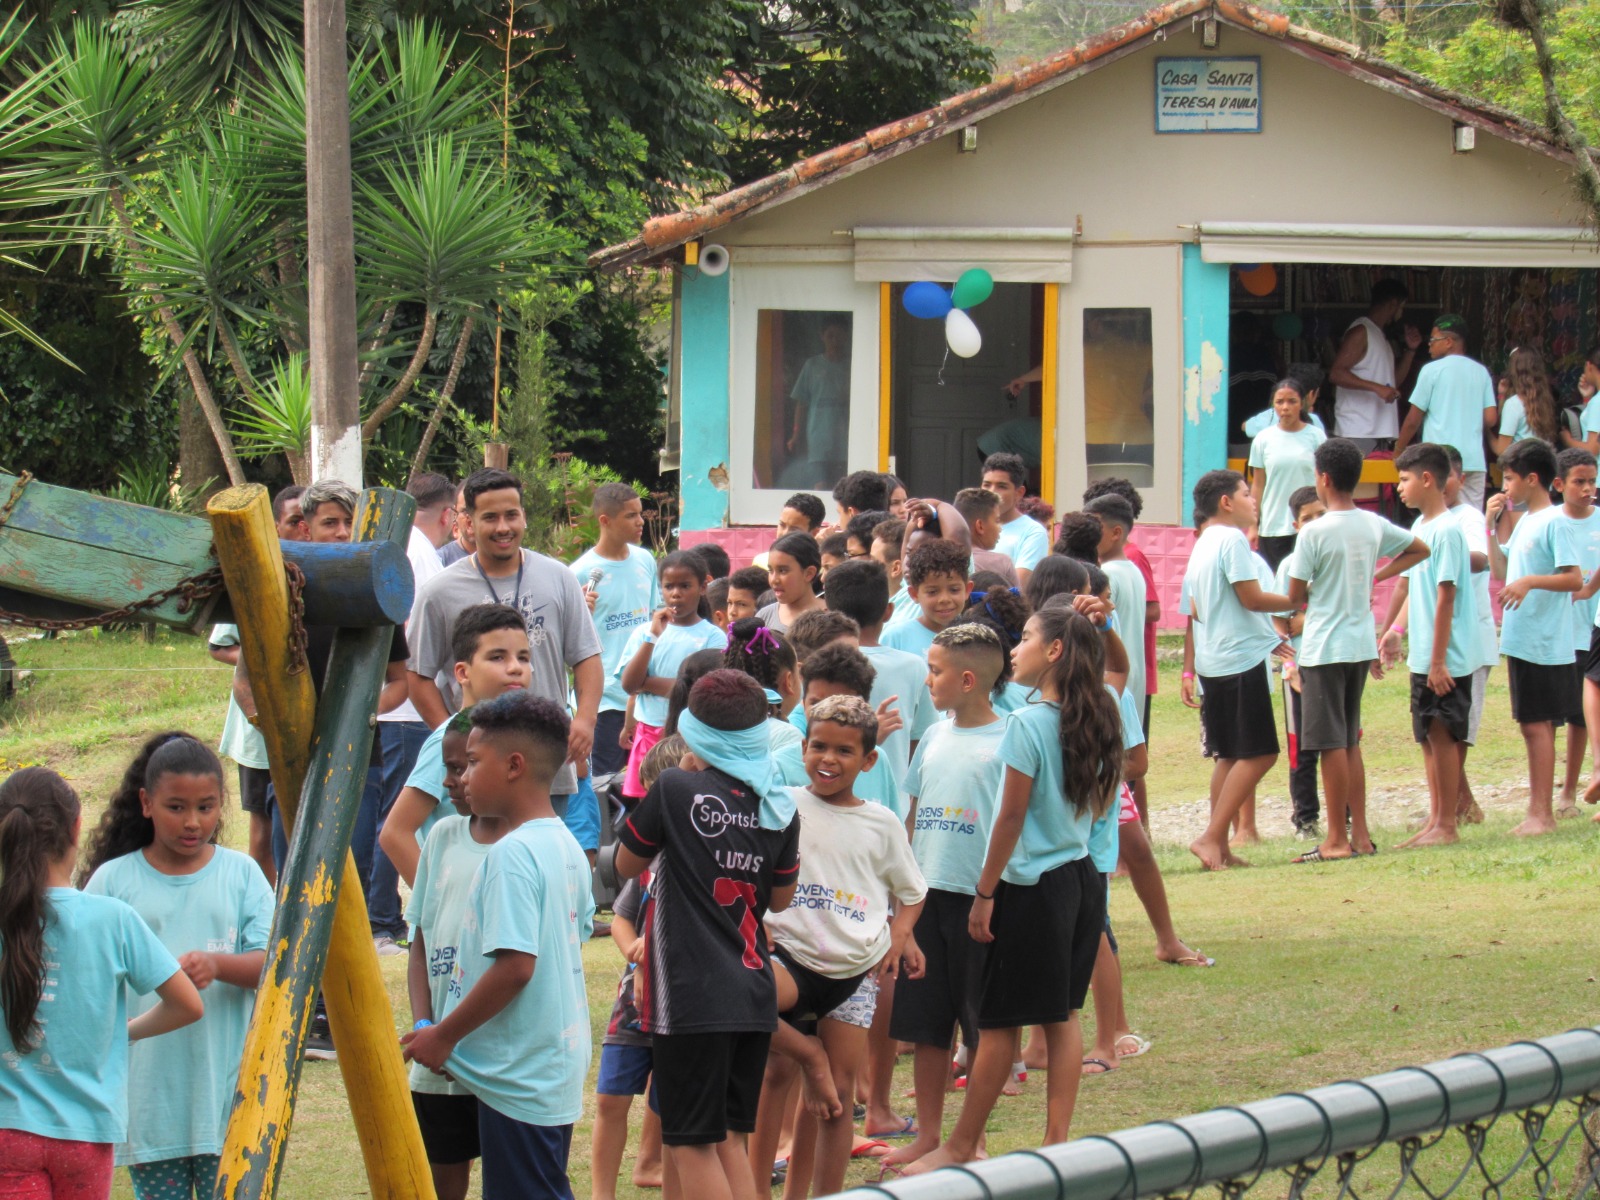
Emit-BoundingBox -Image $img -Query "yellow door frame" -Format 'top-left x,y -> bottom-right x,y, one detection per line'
875,280 -> 1059,501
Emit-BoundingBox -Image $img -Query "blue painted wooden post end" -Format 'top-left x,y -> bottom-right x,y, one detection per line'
678,266 -> 732,531
1181,244 -> 1231,527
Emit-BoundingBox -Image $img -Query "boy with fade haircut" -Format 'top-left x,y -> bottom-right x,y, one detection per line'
954,488 -> 1019,586
981,451 -> 1048,585
774,641 -> 905,814
885,622 -> 1008,1170
823,558 -> 936,817
615,671 -> 803,1200
818,532 -> 851,578
833,470 -> 892,525
1181,470 -> 1297,872
1441,445 -> 1495,825
571,482 -> 661,778
726,567 -> 771,623
381,605 -> 532,889
883,538 -> 973,660
1489,438 -> 1583,836
754,494 -> 829,570
1377,443 -> 1478,849
1551,448 -> 1600,816
689,543 -> 732,585
870,517 -> 911,608
1272,486 -> 1327,840
787,608 -> 861,663
405,707 -> 502,1200
1084,494 -> 1148,710
752,696 -> 927,1199
401,693 -> 595,1200
1287,439 -> 1428,864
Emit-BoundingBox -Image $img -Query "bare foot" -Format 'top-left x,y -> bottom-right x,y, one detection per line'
1556,803 -> 1581,820
1222,850 -> 1252,868
1001,1071 -> 1023,1097
1458,800 -> 1485,825
1585,774 -> 1600,804
1510,815 -> 1558,837
1021,1050 -> 1048,1070
1393,827 -> 1428,850
881,1136 -> 940,1168
1189,837 -> 1227,871
902,1144 -> 973,1176
1409,827 -> 1459,847
1229,831 -> 1261,848
800,1058 -> 843,1120
631,1170 -> 663,1189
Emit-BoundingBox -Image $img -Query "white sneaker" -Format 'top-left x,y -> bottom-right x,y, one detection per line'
373,935 -> 404,957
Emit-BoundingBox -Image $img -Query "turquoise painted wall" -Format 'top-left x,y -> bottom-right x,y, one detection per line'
1181,245 -> 1231,526
679,269 -> 731,530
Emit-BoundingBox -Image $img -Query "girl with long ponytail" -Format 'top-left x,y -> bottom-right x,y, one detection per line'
0,766 -> 202,1199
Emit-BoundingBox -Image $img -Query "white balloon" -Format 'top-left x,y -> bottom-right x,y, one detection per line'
945,308 -> 982,358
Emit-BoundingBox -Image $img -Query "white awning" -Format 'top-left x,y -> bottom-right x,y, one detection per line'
851,226 -> 1074,283
1196,222 -> 1599,269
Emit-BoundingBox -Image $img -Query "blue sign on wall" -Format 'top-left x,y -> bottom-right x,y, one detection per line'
1156,57 -> 1261,133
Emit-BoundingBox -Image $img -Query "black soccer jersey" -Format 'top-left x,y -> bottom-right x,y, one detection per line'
618,765 -> 801,1035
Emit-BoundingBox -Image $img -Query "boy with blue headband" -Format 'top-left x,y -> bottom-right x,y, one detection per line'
616,670 -> 802,1200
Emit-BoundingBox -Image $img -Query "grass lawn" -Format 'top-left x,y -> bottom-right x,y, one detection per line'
3,629 -> 1598,1199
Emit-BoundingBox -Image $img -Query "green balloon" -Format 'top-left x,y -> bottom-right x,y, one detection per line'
951,268 -> 994,310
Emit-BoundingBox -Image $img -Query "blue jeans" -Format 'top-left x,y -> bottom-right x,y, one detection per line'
269,764 -> 385,910
372,721 -> 431,938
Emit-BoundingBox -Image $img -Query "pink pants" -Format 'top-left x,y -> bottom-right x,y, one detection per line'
0,1129 -> 114,1200
622,721 -> 664,798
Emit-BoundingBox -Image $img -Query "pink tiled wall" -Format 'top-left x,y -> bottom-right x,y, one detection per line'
684,524 -> 1486,630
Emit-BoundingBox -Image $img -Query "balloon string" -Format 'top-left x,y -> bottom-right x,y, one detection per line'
937,346 -> 949,386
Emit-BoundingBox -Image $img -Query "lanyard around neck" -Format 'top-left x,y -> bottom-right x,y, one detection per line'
474,552 -> 524,609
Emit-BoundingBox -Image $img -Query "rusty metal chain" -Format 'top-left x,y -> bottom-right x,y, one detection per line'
0,565 -> 227,633
0,470 -> 32,529
283,560 -> 309,675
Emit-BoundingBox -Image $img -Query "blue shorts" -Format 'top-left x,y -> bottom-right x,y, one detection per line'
476,1103 -> 574,1200
561,775 -> 601,854
596,1043 -> 653,1097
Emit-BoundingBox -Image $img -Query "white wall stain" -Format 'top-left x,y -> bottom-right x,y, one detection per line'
1184,339 -> 1224,425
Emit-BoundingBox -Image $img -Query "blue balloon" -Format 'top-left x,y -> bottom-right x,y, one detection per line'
902,282 -> 953,320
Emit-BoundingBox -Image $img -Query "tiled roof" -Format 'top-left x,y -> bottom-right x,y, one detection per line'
591,0 -> 1576,271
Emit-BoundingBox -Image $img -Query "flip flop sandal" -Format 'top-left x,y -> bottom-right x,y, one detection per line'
1114,1033 -> 1152,1059
852,1140 -> 892,1159
1292,846 -> 1353,863
1161,952 -> 1215,967
867,1117 -> 918,1140
1081,1057 -> 1116,1075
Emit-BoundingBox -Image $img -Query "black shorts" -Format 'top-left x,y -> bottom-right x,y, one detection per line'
238,765 -> 271,816
412,1091 -> 480,1165
1198,666 -> 1278,761
977,857 -> 1103,1029
1299,661 -> 1369,752
1507,655 -> 1580,725
771,945 -> 865,1036
1571,649 -> 1590,727
1583,625 -> 1600,687
649,1030 -> 772,1146
1410,673 -> 1473,745
889,889 -> 980,1050
1141,693 -> 1152,741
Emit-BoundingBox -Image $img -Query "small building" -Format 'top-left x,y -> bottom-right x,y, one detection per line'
593,0 -> 1598,618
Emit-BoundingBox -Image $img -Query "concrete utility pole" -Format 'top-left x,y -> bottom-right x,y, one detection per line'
305,0 -> 363,486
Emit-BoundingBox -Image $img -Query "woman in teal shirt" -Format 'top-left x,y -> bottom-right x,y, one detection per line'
1248,377 -> 1325,572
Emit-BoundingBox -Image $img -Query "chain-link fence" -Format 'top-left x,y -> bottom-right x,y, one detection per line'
835,1027 -> 1600,1199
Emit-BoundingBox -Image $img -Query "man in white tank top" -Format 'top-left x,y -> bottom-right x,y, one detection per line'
1330,280 -> 1420,451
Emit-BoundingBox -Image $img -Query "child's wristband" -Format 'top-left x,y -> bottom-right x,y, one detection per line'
412,1019 -> 433,1031
974,885 -> 995,901
1181,671 -> 1195,680
1389,624 -> 1406,636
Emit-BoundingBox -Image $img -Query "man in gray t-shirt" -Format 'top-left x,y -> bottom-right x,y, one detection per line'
408,548 -> 601,795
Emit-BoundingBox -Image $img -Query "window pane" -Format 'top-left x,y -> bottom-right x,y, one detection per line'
754,310 -> 853,490
1084,307 -> 1154,488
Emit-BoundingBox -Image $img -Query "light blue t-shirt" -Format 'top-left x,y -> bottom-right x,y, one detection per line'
442,819 -> 594,1126
85,848 -> 273,1165
1272,556 -> 1302,655
1243,408 -> 1325,439
404,723 -> 452,850
1182,525 -> 1283,678
1500,503 -> 1579,665
994,701 -> 1092,886
1086,689 -> 1145,874
906,718 -> 1004,894
995,514 -> 1050,573
767,716 -> 803,753
882,617 -> 937,659
1451,502 -> 1499,671
1291,509 -> 1415,668
0,890 -> 178,1144
209,625 -> 268,770
887,582 -> 920,626
1247,422 -> 1326,538
862,643 -> 936,806
992,681 -> 1033,714
1408,355 -> 1497,472
1582,394 -> 1600,438
1103,559 -> 1148,701
620,619 -> 726,728
406,815 -> 492,1097
1563,507 -> 1600,648
570,546 -> 661,713
1497,395 -> 1534,444
793,354 -> 851,465
778,707 -> 903,816
1403,512 -> 1478,678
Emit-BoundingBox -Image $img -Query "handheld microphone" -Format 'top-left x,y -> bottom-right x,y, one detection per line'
586,567 -> 604,593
